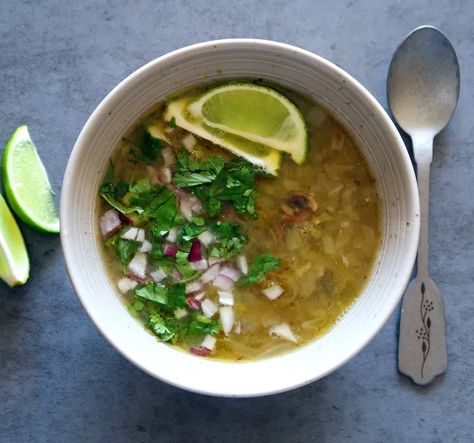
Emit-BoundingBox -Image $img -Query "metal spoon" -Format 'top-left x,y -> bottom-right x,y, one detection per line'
387,26 -> 460,385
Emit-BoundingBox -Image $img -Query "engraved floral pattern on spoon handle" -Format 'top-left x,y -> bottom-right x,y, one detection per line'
415,283 -> 434,379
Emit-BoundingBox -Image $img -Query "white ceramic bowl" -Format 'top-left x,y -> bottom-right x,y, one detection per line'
61,39 -> 419,397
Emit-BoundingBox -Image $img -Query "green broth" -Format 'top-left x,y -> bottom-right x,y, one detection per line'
98,84 -> 380,360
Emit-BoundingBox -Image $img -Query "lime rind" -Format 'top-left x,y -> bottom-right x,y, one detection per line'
0,193 -> 29,287
187,83 -> 308,164
2,125 -> 60,234
164,98 -> 281,175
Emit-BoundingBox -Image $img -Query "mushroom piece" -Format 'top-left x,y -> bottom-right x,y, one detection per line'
281,192 -> 318,224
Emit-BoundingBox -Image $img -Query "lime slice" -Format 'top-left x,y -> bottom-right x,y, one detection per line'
164,98 -> 281,175
2,126 -> 60,233
187,83 -> 308,164
0,193 -> 29,287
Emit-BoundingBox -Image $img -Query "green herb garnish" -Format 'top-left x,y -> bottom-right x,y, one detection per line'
208,221 -> 249,259
172,152 -> 258,217
238,254 -> 280,286
116,239 -> 141,265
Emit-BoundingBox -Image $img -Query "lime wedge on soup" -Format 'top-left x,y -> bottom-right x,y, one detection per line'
186,83 -> 308,164
2,125 -> 60,233
164,97 -> 282,175
0,193 -> 29,287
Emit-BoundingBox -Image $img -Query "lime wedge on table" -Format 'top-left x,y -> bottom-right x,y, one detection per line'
2,125 -> 59,233
0,193 -> 29,287
187,83 -> 308,164
165,96 -> 282,175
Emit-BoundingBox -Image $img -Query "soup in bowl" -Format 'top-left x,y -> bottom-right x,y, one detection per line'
61,40 -> 419,396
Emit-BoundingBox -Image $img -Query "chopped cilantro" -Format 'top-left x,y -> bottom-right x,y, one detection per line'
238,254 -> 280,286
168,116 -> 176,128
116,239 -> 141,265
187,315 -> 221,337
147,314 -> 176,342
175,251 -> 199,282
172,151 -> 258,217
208,221 -> 248,258
135,282 -> 186,309
140,133 -> 162,163
173,152 -> 225,187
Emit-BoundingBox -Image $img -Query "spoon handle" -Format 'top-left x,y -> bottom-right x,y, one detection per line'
398,137 -> 448,384
415,147 -> 431,278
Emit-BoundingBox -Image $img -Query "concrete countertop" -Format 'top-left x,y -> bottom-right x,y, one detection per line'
1,1 -> 472,441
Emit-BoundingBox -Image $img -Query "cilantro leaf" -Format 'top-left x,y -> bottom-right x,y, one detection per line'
238,254 -> 280,286
167,283 -> 187,308
175,251 -> 199,282
172,152 -> 225,187
168,116 -> 176,128
136,283 -> 168,304
171,151 -> 258,217
208,221 -> 248,259
186,314 -> 221,338
100,183 -> 143,214
147,314 -> 176,342
177,222 -> 206,244
148,190 -> 179,235
135,282 -> 186,309
116,239 -> 141,265
140,133 -> 162,164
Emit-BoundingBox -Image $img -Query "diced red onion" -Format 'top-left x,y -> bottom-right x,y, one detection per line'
164,244 -> 178,257
158,167 -> 171,184
212,274 -> 234,291
135,228 -> 145,242
269,323 -> 298,343
117,277 -> 138,294
197,230 -> 215,247
162,146 -> 176,167
219,265 -> 241,282
150,268 -> 167,283
186,297 -> 201,310
121,227 -> 139,240
190,346 -> 211,356
201,334 -> 216,351
166,184 -> 188,198
236,255 -> 248,275
208,256 -> 224,266
201,299 -> 218,317
186,280 -> 203,294
179,199 -> 193,221
188,239 -> 202,262
174,308 -> 188,319
119,214 -> 132,225
263,284 -> 284,301
234,321 -> 242,334
139,239 -> 152,253
218,291 -> 234,306
219,306 -> 234,335
190,259 -> 208,271
100,209 -> 121,237
193,291 -> 205,301
171,267 -> 182,281
189,196 -> 203,214
166,226 -> 178,243
182,133 -> 196,151
200,264 -> 221,284
127,252 -> 147,279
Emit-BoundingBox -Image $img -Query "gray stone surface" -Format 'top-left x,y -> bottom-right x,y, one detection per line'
0,0 -> 472,441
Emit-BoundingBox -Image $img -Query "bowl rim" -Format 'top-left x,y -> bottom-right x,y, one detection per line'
61,38 -> 420,397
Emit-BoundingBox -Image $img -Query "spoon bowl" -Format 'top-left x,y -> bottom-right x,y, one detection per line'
388,26 -> 460,139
